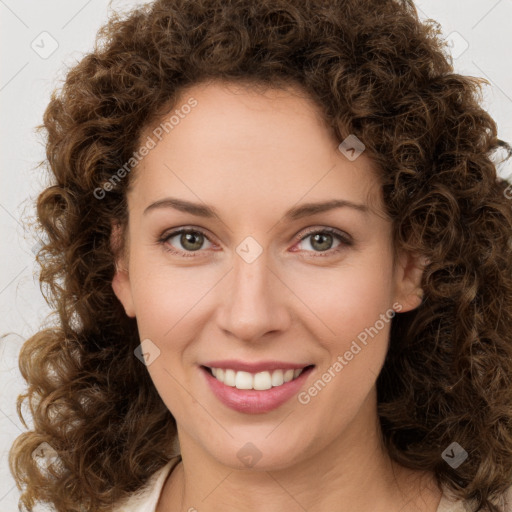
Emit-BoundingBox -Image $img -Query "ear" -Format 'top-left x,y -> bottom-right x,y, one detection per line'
392,250 -> 429,313
111,222 -> 136,318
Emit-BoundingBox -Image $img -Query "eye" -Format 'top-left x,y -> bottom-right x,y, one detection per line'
292,227 -> 352,256
158,226 -> 353,258
159,228 -> 214,256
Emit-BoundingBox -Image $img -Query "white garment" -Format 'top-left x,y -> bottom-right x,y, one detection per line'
112,457 -> 181,512
112,455 -> 512,512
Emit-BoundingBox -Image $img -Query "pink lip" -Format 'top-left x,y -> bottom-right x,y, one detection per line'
202,359 -> 310,373
200,365 -> 315,414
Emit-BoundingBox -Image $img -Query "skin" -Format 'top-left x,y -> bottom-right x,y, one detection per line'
112,80 -> 441,512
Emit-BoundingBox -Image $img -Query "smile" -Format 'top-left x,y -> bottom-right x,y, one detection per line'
206,367 -> 308,390
200,363 -> 315,414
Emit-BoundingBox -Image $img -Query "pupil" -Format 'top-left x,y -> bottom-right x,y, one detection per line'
312,233 -> 332,251
182,232 -> 203,251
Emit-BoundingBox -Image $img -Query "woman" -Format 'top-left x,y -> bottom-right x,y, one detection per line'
9,0 -> 512,511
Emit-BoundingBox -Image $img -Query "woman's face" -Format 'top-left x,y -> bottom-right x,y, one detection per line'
113,80 -> 423,470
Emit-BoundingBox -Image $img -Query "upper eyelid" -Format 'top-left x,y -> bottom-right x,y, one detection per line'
160,227 -> 215,244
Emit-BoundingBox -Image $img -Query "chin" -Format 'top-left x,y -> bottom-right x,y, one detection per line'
207,440 -> 309,472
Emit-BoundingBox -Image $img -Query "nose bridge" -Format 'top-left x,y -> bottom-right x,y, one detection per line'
216,243 -> 290,341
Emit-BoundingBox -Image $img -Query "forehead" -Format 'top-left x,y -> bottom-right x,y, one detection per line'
130,80 -> 384,218
140,79 -> 332,157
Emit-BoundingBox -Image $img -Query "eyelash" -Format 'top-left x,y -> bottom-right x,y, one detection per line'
157,226 -> 353,258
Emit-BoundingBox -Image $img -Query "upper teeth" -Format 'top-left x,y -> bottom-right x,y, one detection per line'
210,368 -> 305,390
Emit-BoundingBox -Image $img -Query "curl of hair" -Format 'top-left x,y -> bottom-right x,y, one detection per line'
8,0 -> 512,510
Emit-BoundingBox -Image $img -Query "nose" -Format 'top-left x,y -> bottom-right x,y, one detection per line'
215,248 -> 292,343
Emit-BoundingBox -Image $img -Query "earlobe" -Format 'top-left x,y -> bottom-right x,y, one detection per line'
393,250 -> 429,313
111,223 -> 136,318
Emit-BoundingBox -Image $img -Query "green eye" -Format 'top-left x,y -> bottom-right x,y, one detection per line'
160,228 -> 213,256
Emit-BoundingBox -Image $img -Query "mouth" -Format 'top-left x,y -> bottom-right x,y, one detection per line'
200,363 -> 315,413
201,365 -> 315,391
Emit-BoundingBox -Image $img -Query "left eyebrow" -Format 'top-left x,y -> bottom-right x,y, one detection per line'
283,199 -> 370,220
142,197 -> 369,220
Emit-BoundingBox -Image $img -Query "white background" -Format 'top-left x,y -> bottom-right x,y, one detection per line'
1,1 -> 511,510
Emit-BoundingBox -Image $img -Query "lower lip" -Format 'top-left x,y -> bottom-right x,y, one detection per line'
201,366 -> 314,414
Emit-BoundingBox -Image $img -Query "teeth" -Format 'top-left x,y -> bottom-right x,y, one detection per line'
235,371 -> 254,390
271,370 -> 284,387
224,369 -> 236,387
209,367 -> 307,390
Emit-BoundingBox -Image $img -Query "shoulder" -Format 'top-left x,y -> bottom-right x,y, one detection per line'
437,484 -> 512,512
112,455 -> 182,512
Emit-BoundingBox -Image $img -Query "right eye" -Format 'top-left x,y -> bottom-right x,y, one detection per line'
159,228 -> 215,257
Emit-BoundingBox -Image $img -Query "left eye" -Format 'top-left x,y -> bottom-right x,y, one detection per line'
293,229 -> 351,254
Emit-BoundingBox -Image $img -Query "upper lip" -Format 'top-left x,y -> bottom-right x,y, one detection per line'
202,360 -> 313,373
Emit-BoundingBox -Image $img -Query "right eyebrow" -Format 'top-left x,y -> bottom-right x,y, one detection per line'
143,197 -> 219,218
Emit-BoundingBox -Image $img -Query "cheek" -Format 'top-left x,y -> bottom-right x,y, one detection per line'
128,260 -> 206,415
294,264 -> 395,429
129,254 -> 214,339
286,255 -> 395,347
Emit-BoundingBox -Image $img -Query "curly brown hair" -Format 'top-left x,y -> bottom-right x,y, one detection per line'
8,0 -> 512,511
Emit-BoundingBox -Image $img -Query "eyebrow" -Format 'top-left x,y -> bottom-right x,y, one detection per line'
143,197 -> 369,220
